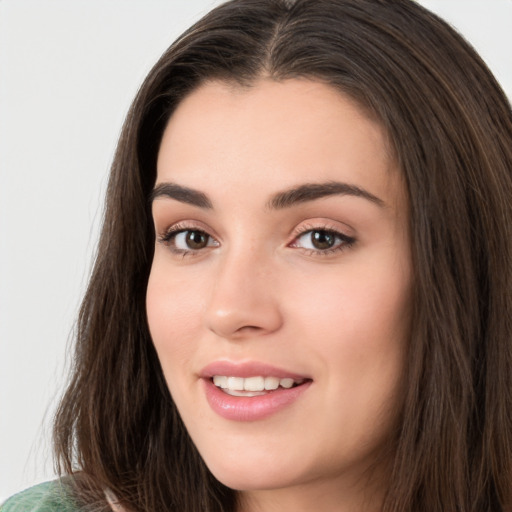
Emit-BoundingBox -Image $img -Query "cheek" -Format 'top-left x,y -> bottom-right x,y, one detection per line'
284,255 -> 411,408
146,265 -> 205,371
288,261 -> 410,343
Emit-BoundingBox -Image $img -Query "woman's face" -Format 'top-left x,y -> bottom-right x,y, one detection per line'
147,79 -> 412,508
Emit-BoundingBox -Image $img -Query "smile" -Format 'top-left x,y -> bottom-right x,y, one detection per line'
212,375 -> 305,396
200,362 -> 312,421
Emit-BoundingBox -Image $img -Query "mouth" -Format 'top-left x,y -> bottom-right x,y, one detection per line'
200,362 -> 312,421
211,375 -> 307,397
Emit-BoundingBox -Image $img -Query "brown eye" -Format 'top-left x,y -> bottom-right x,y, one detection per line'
164,228 -> 218,253
310,230 -> 336,250
292,228 -> 355,254
185,230 -> 209,249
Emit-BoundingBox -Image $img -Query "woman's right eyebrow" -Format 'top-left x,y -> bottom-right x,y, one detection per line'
149,182 -> 213,209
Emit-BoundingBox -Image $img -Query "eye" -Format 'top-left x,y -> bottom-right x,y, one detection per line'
159,226 -> 219,255
291,228 -> 355,253
174,230 -> 212,250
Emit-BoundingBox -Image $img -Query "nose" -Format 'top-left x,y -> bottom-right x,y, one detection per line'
204,248 -> 283,340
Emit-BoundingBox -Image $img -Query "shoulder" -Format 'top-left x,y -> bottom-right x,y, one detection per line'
1,480 -> 79,512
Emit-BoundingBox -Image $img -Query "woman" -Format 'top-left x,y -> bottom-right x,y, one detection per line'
3,0 -> 511,511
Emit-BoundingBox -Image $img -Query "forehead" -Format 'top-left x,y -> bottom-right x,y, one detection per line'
156,78 -> 404,211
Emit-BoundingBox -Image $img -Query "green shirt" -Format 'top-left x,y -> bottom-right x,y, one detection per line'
1,481 -> 78,512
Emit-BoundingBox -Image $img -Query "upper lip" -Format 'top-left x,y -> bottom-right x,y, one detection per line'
200,360 -> 310,380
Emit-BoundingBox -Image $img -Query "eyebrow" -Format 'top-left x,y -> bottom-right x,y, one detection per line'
149,182 -> 213,209
267,181 -> 385,209
149,180 -> 385,210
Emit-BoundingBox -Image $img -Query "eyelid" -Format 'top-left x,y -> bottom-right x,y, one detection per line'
288,221 -> 356,255
290,220 -> 354,239
157,220 -> 220,258
157,220 -> 218,242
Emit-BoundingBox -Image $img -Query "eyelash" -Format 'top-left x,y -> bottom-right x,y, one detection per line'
158,222 -> 217,258
158,222 -> 356,258
290,224 -> 356,256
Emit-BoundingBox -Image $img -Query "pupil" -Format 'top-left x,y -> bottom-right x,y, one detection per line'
186,231 -> 208,249
312,230 -> 335,250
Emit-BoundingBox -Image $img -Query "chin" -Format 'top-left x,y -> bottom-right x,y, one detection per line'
202,445 -> 327,494
198,446 -> 293,491
209,464 -> 296,492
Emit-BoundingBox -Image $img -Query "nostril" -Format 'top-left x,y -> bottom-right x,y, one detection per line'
236,325 -> 262,333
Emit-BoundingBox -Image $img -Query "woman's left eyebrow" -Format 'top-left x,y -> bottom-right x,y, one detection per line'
267,181 -> 386,209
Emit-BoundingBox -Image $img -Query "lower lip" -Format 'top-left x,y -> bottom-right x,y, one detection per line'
203,379 -> 311,421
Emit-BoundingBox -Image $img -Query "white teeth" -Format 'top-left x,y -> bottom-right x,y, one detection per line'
224,389 -> 266,397
264,376 -> 280,390
213,375 -> 227,388
226,376 -> 244,390
244,376 -> 265,391
280,378 -> 294,389
212,375 -> 304,393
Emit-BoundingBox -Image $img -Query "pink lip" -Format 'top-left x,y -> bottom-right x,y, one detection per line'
200,360 -> 308,380
200,361 -> 312,422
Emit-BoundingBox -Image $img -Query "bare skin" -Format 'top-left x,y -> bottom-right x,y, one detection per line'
147,78 -> 412,512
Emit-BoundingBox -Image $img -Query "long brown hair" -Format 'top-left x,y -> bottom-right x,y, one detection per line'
53,1 -> 512,510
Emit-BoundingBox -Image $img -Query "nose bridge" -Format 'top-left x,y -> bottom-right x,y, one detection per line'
205,239 -> 282,338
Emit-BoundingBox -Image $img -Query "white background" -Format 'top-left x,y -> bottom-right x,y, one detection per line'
1,0 -> 511,501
